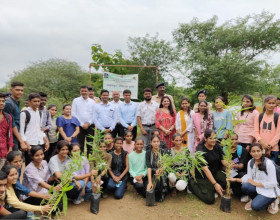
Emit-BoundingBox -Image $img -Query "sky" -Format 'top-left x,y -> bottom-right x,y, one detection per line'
1,0 -> 280,89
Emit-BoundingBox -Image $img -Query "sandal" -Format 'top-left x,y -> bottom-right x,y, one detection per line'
245,200 -> 252,211
268,198 -> 279,215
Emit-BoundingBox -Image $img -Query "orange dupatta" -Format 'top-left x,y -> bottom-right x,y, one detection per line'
179,110 -> 188,147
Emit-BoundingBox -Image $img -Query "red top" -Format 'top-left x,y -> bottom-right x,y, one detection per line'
0,112 -> 14,158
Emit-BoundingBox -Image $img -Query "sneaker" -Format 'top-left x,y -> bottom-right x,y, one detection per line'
102,193 -> 108,199
245,200 -> 252,211
241,195 -> 249,203
214,193 -> 218,199
187,188 -> 192,194
268,198 -> 279,215
73,198 -> 82,205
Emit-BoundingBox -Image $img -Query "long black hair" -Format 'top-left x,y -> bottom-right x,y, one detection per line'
249,143 -> 266,172
112,137 -> 126,172
159,96 -> 175,117
198,100 -> 209,120
240,94 -> 256,116
6,151 -> 23,164
263,95 -> 277,113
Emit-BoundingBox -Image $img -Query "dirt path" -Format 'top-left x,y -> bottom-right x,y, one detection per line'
62,184 -> 280,220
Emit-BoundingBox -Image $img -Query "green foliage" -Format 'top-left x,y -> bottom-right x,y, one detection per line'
155,149 -> 207,183
41,152 -> 83,218
7,59 -> 89,103
87,128 -> 109,193
173,11 -> 280,104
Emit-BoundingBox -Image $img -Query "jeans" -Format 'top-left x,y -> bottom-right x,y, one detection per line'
270,151 -> 279,164
83,181 -> 92,201
69,180 -> 84,200
106,178 -> 127,199
241,182 -> 275,211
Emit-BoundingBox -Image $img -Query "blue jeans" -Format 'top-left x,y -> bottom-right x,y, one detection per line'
241,182 -> 275,211
83,181 -> 92,201
70,180 -> 85,200
270,151 -> 279,164
106,178 -> 127,199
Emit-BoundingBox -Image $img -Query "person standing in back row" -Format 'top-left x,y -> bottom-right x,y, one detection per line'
4,82 -> 27,152
38,92 -> 52,133
94,89 -> 117,133
110,91 -> 122,138
137,88 -> 159,149
72,85 -> 95,154
152,82 -> 175,110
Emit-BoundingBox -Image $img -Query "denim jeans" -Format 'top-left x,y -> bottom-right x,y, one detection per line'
241,182 -> 275,211
83,181 -> 92,201
70,180 -> 85,200
106,178 -> 127,199
270,151 -> 279,164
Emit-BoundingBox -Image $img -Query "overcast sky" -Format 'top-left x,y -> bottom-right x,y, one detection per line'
1,0 -> 280,89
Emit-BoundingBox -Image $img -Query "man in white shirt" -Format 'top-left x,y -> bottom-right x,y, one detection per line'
20,93 -> 49,165
110,91 -> 122,138
137,88 -> 159,149
72,85 -> 95,154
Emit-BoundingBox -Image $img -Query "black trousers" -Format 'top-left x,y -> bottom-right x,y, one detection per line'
112,123 -> 123,138
231,171 -> 246,197
0,210 -> 27,219
77,124 -> 95,155
120,124 -> 137,141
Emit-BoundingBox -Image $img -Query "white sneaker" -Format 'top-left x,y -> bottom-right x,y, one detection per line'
214,193 -> 218,199
187,188 -> 192,194
268,198 -> 279,215
241,195 -> 249,203
73,198 -> 83,205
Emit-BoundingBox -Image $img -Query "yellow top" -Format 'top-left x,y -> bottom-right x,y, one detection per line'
6,186 -> 42,212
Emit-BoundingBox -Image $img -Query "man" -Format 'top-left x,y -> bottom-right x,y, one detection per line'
118,89 -> 138,140
110,91 -> 122,138
19,93 -> 49,165
152,82 -> 175,109
0,93 -> 13,169
94,89 -> 117,133
3,82 -> 27,151
137,88 -> 159,149
38,92 -> 52,132
72,85 -> 95,154
0,171 -> 27,219
88,86 -> 101,104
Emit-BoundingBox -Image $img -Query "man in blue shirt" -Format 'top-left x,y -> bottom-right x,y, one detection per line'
118,89 -> 138,140
3,82 -> 27,151
94,89 -> 117,133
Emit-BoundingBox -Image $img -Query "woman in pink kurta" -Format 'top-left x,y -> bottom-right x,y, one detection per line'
254,95 -> 280,164
235,95 -> 259,149
193,101 -> 213,147
155,96 -> 176,149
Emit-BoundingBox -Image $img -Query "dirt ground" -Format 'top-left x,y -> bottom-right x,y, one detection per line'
61,184 -> 280,220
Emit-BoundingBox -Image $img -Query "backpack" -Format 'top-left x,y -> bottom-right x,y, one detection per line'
250,158 -> 280,187
22,110 -> 42,133
258,112 -> 279,129
3,112 -> 11,140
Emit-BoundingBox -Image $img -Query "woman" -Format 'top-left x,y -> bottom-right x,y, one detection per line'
56,104 -> 80,144
188,129 -> 227,204
213,96 -> 233,141
228,143 -> 280,214
193,89 -> 213,113
175,98 -> 195,154
128,138 -> 147,197
6,151 -> 50,205
23,146 -> 61,204
193,100 -> 213,147
69,143 -> 96,203
46,104 -> 58,161
146,135 -> 169,202
2,165 -> 52,214
235,95 -> 259,150
106,137 -> 129,199
155,96 -> 176,149
254,95 -> 280,163
168,133 -> 188,196
48,140 -> 82,202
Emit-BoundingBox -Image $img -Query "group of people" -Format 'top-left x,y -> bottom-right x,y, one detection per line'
0,80 -> 280,218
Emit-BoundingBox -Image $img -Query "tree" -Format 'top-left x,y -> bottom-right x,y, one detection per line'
7,59 -> 89,106
173,11 -> 280,104
128,34 -> 178,96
